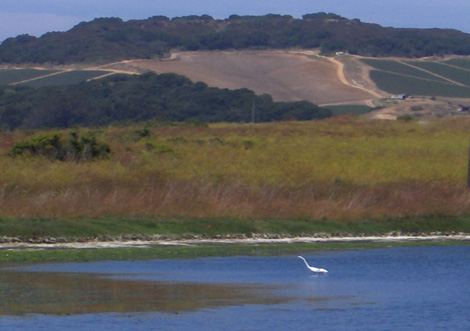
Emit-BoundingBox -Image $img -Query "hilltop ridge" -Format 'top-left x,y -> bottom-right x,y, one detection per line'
2,13 -> 470,64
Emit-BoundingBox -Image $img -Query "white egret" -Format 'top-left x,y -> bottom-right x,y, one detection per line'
297,256 -> 328,273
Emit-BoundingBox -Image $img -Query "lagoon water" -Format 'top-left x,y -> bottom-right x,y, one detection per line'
1,245 -> 470,330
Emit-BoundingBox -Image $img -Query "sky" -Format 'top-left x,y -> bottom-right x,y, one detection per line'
1,0 -> 469,42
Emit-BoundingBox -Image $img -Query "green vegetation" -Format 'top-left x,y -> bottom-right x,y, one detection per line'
405,61 -> 470,86
9,131 -> 110,162
2,13 -> 470,65
397,115 -> 415,122
361,59 -> 446,82
0,72 -> 331,130
369,70 -> 470,97
445,58 -> 470,69
1,216 -> 469,240
323,104 -> 373,115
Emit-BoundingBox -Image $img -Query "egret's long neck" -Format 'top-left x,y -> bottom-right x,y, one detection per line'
300,257 -> 310,268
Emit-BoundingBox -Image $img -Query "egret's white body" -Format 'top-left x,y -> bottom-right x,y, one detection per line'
297,256 -> 328,273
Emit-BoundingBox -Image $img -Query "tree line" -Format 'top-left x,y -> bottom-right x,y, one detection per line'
0,72 -> 332,130
2,13 -> 470,64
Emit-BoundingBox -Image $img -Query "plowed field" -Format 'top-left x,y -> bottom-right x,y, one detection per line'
125,50 -> 377,105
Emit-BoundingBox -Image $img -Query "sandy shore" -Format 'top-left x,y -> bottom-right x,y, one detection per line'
1,234 -> 469,250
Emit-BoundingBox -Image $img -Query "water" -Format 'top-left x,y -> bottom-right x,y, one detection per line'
1,245 -> 469,330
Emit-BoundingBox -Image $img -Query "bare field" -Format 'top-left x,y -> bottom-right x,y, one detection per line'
125,50 -> 376,105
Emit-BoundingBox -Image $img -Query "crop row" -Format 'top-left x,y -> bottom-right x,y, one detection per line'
0,69 -> 113,87
370,70 -> 470,97
362,58 -> 470,97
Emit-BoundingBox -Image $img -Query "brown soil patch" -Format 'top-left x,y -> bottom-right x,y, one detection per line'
363,97 -> 465,120
124,50 -> 376,105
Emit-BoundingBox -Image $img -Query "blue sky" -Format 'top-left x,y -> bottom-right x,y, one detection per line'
1,0 -> 468,42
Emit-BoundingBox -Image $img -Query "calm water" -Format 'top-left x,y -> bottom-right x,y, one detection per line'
1,245 -> 469,330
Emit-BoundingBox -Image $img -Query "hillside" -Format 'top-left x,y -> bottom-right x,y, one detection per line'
88,51 -> 470,118
0,50 -> 379,105
4,50 -> 470,123
0,72 -> 331,130
126,50 -> 378,105
2,13 -> 470,65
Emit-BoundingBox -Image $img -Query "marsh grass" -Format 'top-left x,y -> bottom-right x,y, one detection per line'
2,117 -> 470,221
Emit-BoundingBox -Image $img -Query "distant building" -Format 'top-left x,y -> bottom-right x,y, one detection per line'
390,94 -> 408,100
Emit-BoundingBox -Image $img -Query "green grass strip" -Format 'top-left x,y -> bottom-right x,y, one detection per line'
1,241 -> 468,265
322,104 -> 373,115
1,215 -> 470,240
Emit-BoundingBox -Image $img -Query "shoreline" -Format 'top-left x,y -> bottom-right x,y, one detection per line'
2,234 -> 470,250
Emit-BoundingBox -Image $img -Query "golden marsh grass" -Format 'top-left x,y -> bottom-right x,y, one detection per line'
2,116 -> 470,221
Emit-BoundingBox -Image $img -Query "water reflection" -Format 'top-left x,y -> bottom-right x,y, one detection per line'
0,271 -> 286,315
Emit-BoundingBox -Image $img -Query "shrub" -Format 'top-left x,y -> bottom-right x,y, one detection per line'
68,131 -> 111,162
134,128 -> 151,138
9,131 -> 110,162
397,115 -> 414,122
145,142 -> 173,154
242,139 -> 255,150
9,133 -> 66,160
410,106 -> 424,112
